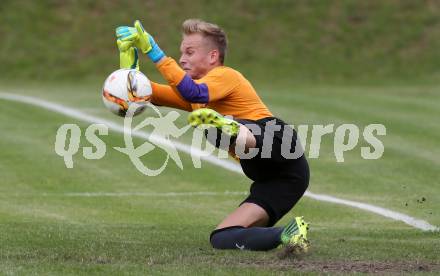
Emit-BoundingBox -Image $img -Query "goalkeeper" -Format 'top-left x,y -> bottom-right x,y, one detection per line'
116,19 -> 310,251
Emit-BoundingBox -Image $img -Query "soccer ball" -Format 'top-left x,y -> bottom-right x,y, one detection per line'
102,69 -> 152,117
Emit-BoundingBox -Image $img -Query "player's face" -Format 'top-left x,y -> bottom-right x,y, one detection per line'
179,34 -> 219,79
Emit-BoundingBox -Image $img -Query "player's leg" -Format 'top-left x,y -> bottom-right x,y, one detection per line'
188,108 -> 256,153
235,124 -> 257,153
216,202 -> 269,229
210,173 -> 309,251
188,109 -> 310,251
210,201 -> 310,251
210,202 -> 284,251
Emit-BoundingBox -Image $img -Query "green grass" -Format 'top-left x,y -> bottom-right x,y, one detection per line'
2,0 -> 440,83
2,1 -> 440,273
0,82 -> 439,274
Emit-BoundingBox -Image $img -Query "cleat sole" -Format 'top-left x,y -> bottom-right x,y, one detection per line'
187,108 -> 239,137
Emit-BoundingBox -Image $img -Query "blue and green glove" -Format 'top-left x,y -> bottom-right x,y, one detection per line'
116,20 -> 165,63
117,39 -> 139,70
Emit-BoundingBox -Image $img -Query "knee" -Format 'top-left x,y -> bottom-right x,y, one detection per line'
209,229 -> 223,249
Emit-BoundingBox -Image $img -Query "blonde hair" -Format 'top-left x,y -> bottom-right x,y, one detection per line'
182,19 -> 228,64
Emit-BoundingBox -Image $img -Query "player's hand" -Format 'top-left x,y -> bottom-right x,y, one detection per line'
117,40 -> 139,70
116,20 -> 165,63
116,21 -> 151,53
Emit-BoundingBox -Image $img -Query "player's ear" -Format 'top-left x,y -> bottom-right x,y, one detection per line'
209,49 -> 220,65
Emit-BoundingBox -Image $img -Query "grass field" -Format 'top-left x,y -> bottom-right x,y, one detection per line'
0,81 -> 439,274
2,0 -> 440,83
2,1 -> 440,274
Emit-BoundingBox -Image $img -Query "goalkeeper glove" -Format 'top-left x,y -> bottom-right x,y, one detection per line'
117,40 -> 139,70
116,20 -> 165,63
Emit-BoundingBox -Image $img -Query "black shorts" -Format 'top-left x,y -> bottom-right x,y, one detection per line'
207,117 -> 310,226
239,156 -> 309,226
237,117 -> 309,226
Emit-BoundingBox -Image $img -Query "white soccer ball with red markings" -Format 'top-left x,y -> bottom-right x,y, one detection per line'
102,69 -> 152,117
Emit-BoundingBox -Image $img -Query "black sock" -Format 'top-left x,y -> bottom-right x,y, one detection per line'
210,226 -> 283,251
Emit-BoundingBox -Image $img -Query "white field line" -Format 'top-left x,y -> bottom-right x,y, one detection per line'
0,92 -> 438,232
62,191 -> 249,197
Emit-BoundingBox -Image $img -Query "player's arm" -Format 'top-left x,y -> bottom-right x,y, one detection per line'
155,57 -> 239,103
116,46 -> 191,111
116,20 -> 237,103
116,22 -> 191,111
116,20 -> 166,63
150,82 -> 192,111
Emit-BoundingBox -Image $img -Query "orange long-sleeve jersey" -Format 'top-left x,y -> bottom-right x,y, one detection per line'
150,57 -> 273,121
